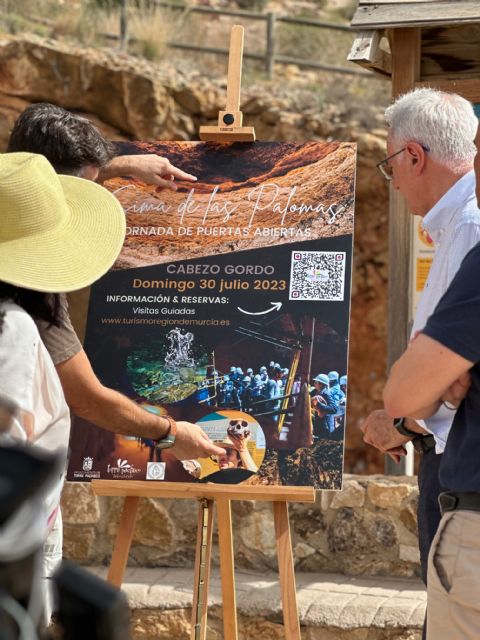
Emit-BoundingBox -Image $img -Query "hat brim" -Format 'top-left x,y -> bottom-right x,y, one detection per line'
213,438 -> 236,449
0,174 -> 125,293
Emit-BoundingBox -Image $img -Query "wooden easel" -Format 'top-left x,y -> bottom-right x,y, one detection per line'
92,481 -> 315,640
92,24 -> 315,639
199,24 -> 255,142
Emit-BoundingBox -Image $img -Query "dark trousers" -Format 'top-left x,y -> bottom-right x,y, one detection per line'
417,447 -> 444,640
417,447 -> 444,584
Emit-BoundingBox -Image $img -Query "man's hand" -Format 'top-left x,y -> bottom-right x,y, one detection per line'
171,421 -> 226,460
360,409 -> 410,461
98,154 -> 197,190
127,155 -> 197,190
442,371 -> 471,408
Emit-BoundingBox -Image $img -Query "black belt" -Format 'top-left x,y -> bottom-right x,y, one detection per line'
411,434 -> 435,454
439,491 -> 480,515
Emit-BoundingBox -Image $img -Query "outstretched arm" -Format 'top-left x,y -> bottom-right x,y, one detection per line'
98,154 -> 197,190
56,349 -> 225,460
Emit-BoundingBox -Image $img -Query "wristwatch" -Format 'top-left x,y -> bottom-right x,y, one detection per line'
393,417 -> 436,453
154,416 -> 177,450
393,417 -> 421,438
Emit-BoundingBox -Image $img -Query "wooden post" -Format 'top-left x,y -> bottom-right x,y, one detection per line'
199,25 -> 255,142
266,13 -> 276,79
225,25 -> 243,118
385,27 -> 420,475
119,0 -> 128,51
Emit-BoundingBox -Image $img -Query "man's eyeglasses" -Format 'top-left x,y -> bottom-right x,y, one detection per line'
376,144 -> 430,181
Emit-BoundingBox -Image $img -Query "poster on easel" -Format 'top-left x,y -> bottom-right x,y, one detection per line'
67,140 -> 355,489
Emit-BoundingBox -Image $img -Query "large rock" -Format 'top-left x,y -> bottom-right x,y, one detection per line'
237,505 -> 277,566
61,482 -> 100,524
330,480 -> 366,509
368,481 -> 414,510
0,36 -> 180,139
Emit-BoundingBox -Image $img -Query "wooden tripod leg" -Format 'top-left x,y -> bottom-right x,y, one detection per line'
107,495 -> 140,587
216,499 -> 238,640
273,501 -> 300,640
191,499 -> 214,640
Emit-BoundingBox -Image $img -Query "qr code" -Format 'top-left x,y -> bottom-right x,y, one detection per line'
289,251 -> 346,301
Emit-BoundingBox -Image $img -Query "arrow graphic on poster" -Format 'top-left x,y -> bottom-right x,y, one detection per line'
237,302 -> 282,316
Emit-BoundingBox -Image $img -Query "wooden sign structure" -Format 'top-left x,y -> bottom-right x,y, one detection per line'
92,481 -> 315,640
92,25 -> 315,640
199,25 -> 255,143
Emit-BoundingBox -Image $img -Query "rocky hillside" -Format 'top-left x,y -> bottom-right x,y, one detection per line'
0,35 -> 389,473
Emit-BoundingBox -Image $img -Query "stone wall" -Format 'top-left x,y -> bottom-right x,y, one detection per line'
0,34 -> 389,473
62,474 -> 420,579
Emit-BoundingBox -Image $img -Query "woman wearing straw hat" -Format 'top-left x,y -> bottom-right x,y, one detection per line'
0,152 -> 220,624
0,151 -> 127,622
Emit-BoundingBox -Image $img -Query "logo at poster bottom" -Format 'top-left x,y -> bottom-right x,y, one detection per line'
146,462 -> 166,480
106,458 -> 142,478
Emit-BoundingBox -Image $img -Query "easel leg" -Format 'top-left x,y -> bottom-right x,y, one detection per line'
191,499 -> 214,640
216,499 -> 238,640
107,495 -> 140,587
273,501 -> 301,640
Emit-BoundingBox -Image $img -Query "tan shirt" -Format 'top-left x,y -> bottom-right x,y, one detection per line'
35,293 -> 82,365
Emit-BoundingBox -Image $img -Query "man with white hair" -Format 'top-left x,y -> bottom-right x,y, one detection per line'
360,88 -> 480,611
383,120 -> 480,640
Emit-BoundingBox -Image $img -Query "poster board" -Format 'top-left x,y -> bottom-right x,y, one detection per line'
67,140 -> 355,490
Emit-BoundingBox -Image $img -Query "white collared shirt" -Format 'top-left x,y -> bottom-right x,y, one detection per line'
411,170 -> 480,452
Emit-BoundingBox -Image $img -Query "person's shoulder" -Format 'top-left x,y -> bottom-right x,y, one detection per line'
0,300 -> 39,339
462,240 -> 480,258
455,193 -> 480,226
447,242 -> 480,292
462,242 -> 480,267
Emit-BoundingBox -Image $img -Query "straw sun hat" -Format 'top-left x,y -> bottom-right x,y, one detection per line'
0,152 -> 126,292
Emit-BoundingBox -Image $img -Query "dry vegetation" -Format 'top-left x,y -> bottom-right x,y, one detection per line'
0,0 -> 389,124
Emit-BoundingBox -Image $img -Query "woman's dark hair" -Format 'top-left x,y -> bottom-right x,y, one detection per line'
0,283 -> 61,328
